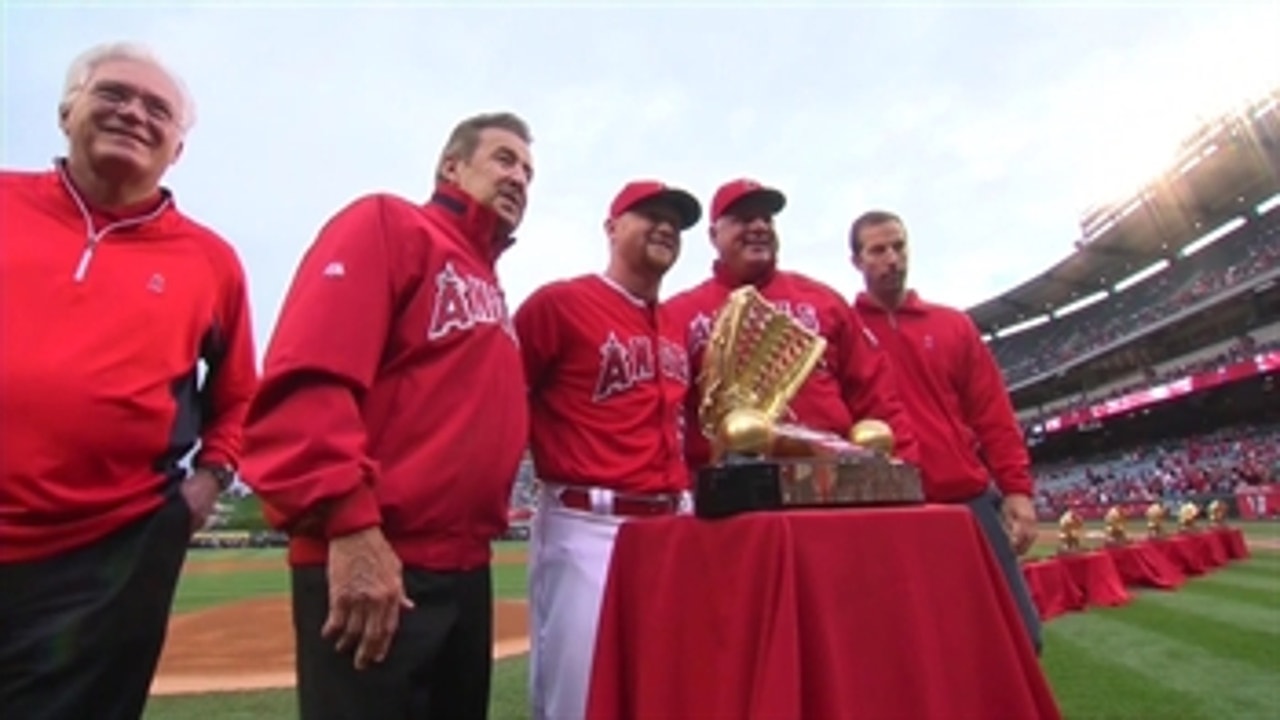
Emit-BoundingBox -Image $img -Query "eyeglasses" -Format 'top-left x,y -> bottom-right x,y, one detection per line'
86,81 -> 178,126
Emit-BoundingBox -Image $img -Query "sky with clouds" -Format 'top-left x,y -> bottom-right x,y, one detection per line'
3,1 -> 1277,358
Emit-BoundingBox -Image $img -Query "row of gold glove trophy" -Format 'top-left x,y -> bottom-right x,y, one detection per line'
1058,499 -> 1230,554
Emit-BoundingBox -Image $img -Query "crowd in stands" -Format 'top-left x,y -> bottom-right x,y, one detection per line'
1033,422 -> 1280,515
991,214 -> 1280,386
1022,334 -> 1280,430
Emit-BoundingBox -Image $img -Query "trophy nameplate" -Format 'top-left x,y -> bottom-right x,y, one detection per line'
692,287 -> 924,519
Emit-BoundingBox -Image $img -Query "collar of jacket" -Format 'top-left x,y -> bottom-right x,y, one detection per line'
428,184 -> 516,264
711,258 -> 777,290
48,157 -> 176,229
856,289 -> 926,315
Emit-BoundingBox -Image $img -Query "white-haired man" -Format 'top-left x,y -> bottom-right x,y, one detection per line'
0,42 -> 258,719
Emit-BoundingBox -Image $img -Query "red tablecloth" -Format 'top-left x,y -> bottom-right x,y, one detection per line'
1105,542 -> 1185,589
1211,527 -> 1250,561
1154,534 -> 1210,575
1056,551 -> 1131,608
1197,531 -> 1230,568
1021,559 -> 1083,621
585,505 -> 1061,720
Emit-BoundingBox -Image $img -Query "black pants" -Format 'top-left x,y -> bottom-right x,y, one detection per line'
292,564 -> 494,720
0,492 -> 191,720
965,488 -> 1044,656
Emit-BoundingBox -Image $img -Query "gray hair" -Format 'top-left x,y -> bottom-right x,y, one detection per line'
59,41 -> 197,134
435,112 -> 532,183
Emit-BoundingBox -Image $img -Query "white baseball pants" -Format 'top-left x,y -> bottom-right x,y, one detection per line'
528,484 -> 625,720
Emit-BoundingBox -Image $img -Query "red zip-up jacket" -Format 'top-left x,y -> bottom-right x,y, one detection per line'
0,164 -> 257,563
514,275 -> 690,495
853,291 -> 1033,502
241,186 -> 529,572
663,262 -> 920,470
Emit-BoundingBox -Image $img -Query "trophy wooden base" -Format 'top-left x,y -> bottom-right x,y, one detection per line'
694,455 -> 925,520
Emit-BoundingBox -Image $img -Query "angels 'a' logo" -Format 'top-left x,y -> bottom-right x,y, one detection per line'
427,262 -> 514,341
687,312 -> 713,356
594,332 -> 688,402
771,300 -> 821,334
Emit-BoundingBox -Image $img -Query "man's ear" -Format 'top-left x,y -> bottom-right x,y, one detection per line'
58,102 -> 72,136
439,155 -> 459,184
170,140 -> 185,167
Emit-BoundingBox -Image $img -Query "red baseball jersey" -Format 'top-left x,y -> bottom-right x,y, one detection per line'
241,187 -> 529,571
514,275 -> 690,495
853,290 -> 1033,502
0,165 -> 258,562
664,262 -> 920,470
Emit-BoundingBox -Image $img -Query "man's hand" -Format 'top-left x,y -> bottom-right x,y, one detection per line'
1001,493 -> 1038,556
323,527 -> 415,670
181,470 -> 222,532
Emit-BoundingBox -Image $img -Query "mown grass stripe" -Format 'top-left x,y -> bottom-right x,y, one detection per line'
1073,605 -> 1280,718
1181,576 -> 1280,610
1041,623 -> 1208,720
1138,590 -> 1280,638
1104,598 -> 1279,671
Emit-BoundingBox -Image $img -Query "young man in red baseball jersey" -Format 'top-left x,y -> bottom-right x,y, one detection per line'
514,180 -> 702,720
241,112 -> 534,720
849,209 -> 1043,654
0,42 -> 258,719
664,178 -> 920,471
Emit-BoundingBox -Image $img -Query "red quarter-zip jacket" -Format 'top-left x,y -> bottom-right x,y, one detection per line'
240,186 -> 529,572
515,275 -> 690,495
0,164 -> 258,563
853,291 -> 1033,502
663,262 -> 920,470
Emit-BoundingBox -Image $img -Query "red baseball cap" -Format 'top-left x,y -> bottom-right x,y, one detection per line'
610,180 -> 702,230
711,178 -> 787,222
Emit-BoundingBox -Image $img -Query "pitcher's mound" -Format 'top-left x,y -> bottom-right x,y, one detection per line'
150,595 -> 529,696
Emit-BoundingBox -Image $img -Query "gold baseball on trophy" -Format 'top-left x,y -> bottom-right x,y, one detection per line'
849,419 -> 895,456
718,407 -> 775,457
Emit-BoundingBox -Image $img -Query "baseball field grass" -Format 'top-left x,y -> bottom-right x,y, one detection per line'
144,525 -> 1280,719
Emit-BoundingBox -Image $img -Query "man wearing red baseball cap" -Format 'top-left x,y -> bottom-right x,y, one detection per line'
665,178 -> 921,471
513,179 -> 700,720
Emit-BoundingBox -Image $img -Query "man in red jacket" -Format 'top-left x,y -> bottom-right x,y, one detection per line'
241,112 -> 534,720
849,209 -> 1043,654
664,178 -> 920,470
514,180 -> 700,720
0,42 -> 258,719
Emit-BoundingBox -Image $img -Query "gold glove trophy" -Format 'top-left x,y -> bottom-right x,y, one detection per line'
1057,509 -> 1084,554
692,287 -> 924,519
1177,502 -> 1200,532
1146,502 -> 1167,539
1103,506 -> 1129,546
1207,499 -> 1228,527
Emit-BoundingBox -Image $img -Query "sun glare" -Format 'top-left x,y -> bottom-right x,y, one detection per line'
1075,12 -> 1280,219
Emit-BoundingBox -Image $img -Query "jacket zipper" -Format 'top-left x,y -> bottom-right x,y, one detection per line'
58,167 -> 172,282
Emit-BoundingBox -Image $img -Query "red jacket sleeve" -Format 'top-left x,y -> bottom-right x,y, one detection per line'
513,284 -> 563,394
838,308 -> 921,466
957,315 -> 1033,497
240,196 -> 399,538
195,247 -> 259,470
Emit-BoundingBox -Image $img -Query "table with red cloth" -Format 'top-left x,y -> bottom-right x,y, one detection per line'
1020,559 -> 1082,622
1105,541 -> 1185,589
1212,526 -> 1250,560
585,504 -> 1061,720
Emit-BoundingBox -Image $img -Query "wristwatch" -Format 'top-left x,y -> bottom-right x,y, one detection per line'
198,463 -> 237,491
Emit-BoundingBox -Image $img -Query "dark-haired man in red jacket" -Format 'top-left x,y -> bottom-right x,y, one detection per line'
849,209 -> 1043,655
664,178 -> 920,471
242,111 -> 534,720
